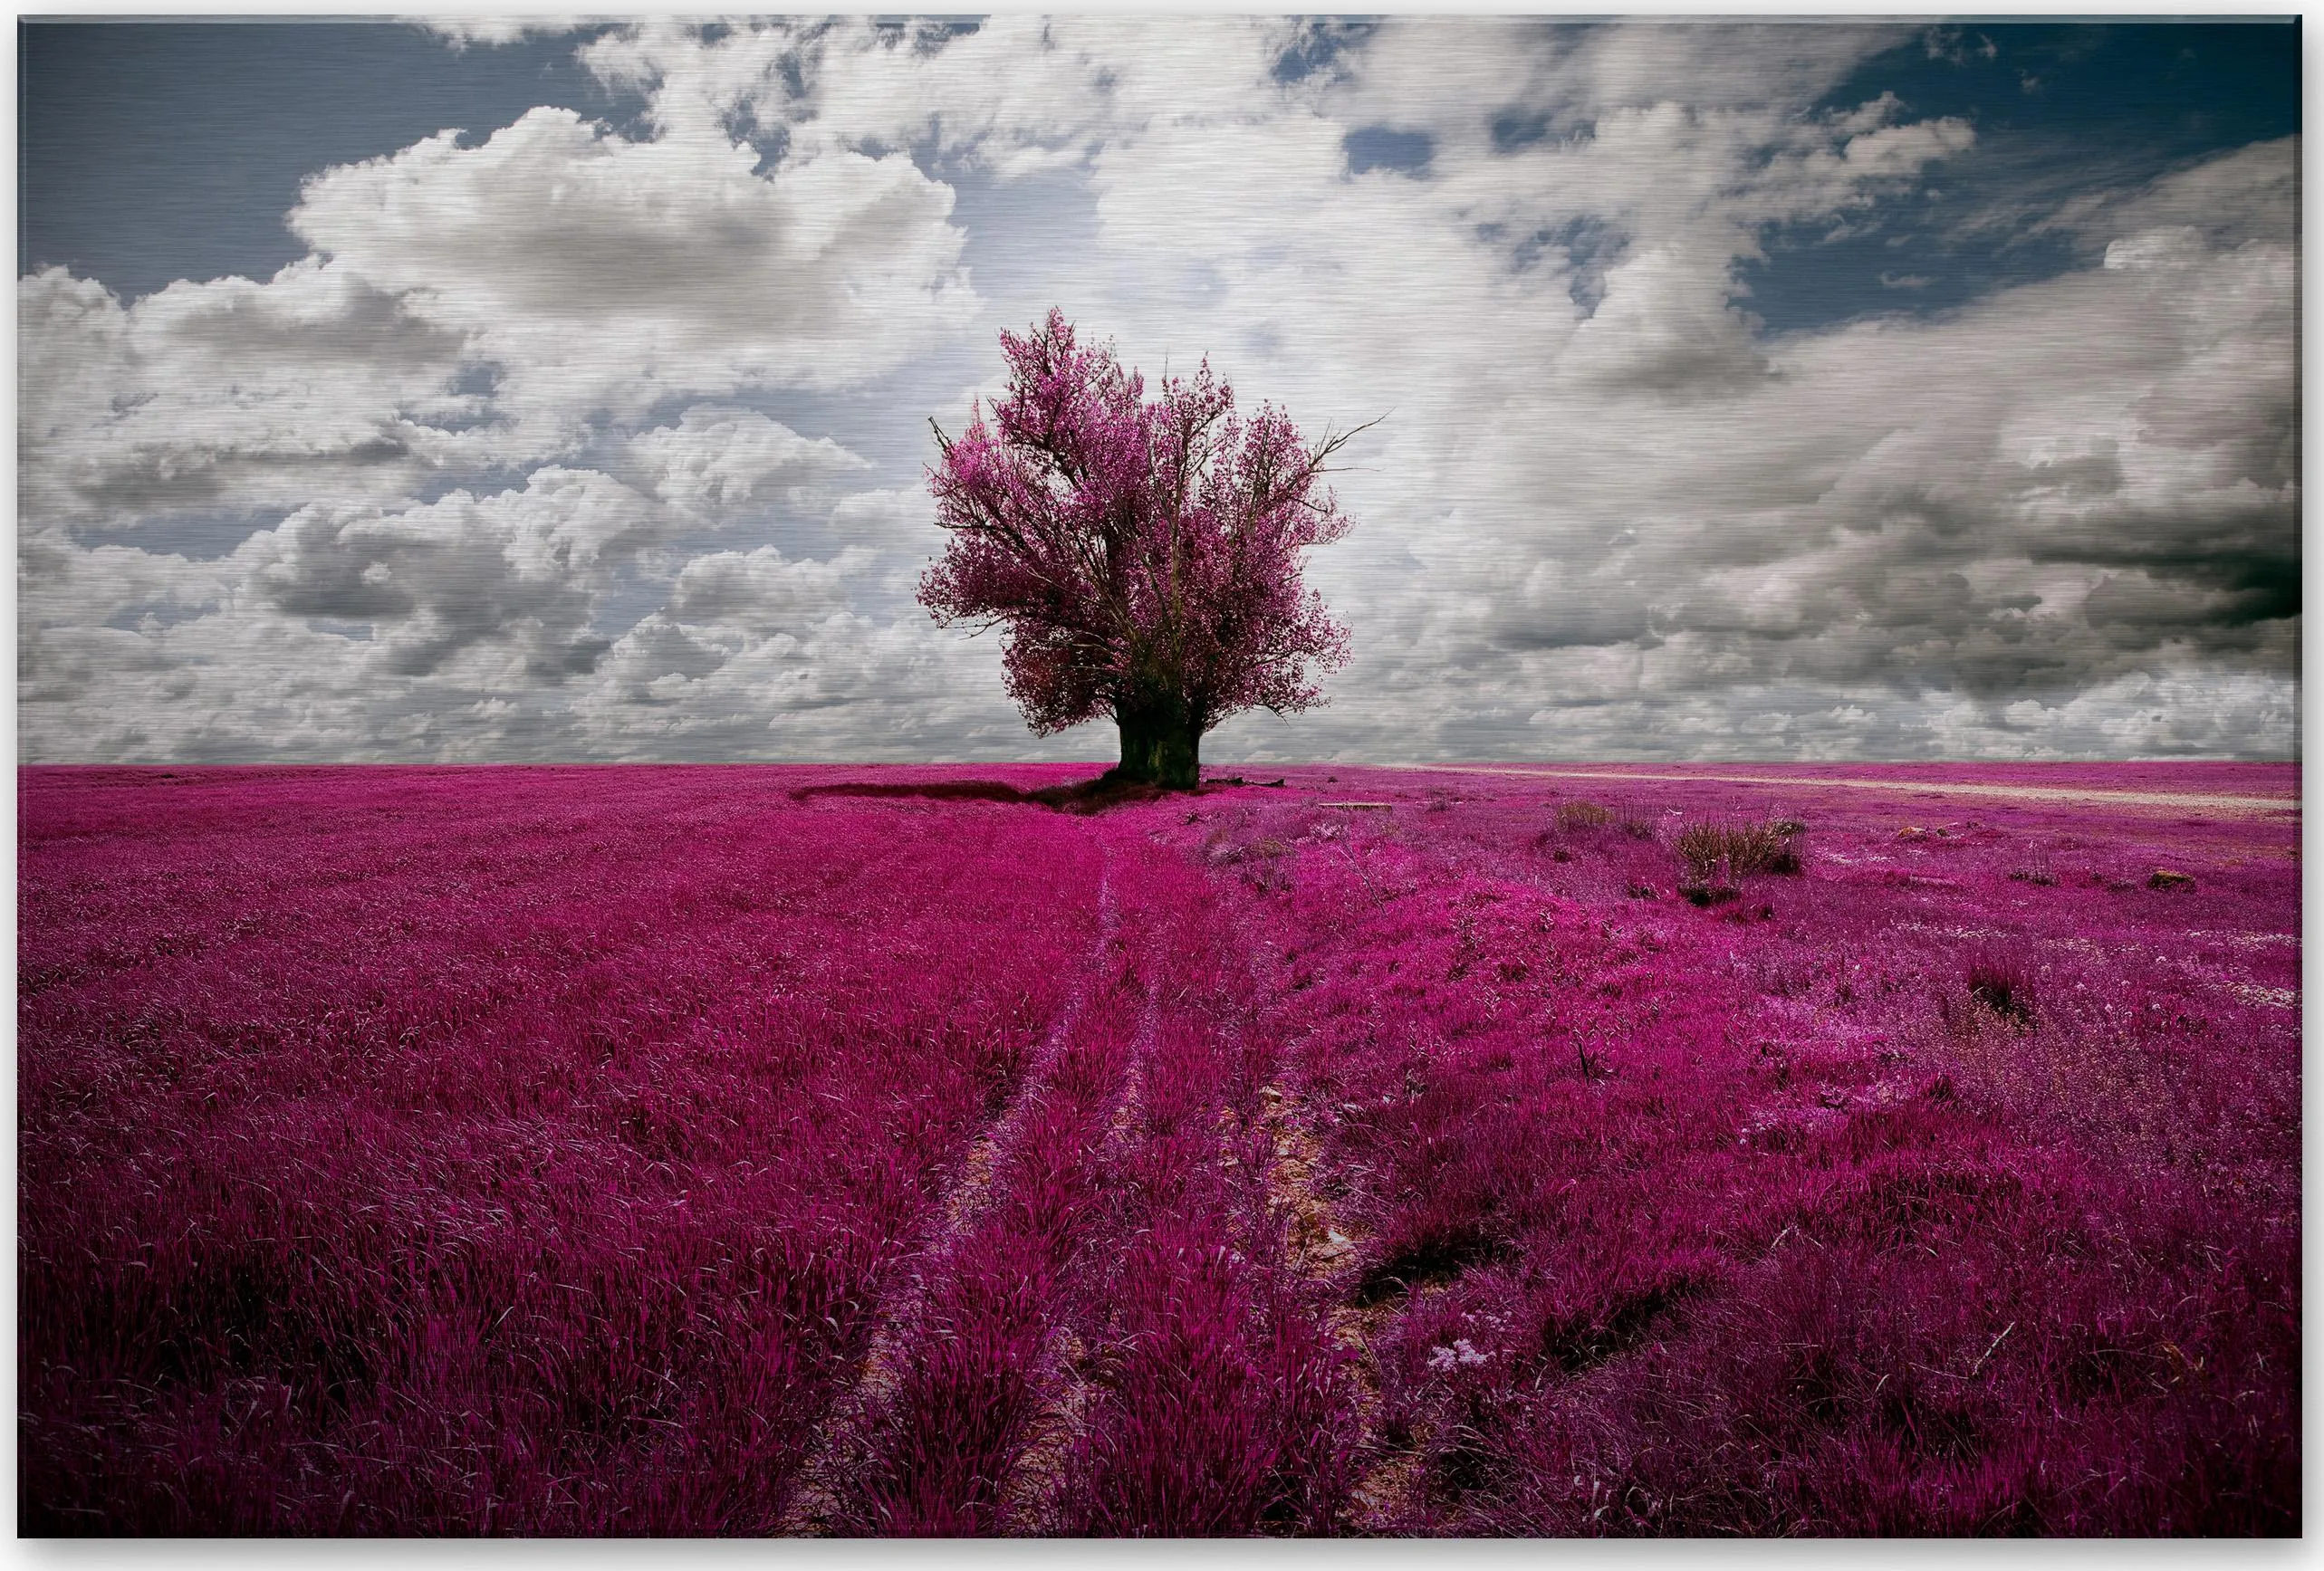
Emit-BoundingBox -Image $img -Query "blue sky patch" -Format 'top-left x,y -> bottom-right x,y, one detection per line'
1344,124 -> 1433,177
1739,20 -> 2299,335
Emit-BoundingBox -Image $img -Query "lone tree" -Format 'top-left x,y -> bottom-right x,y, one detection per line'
920,310 -> 1359,790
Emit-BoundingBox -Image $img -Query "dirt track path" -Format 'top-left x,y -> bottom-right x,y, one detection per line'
776,860 -> 1128,1535
1390,764 -> 2300,819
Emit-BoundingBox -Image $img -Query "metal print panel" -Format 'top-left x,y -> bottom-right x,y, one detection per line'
17,16 -> 2300,1538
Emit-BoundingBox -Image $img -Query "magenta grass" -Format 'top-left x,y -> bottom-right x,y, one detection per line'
18,762 -> 2300,1535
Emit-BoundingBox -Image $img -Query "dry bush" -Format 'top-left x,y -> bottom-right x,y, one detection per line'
1674,817 -> 1805,893
1724,820 -> 1802,877
1671,820 -> 1727,880
1555,800 -> 1613,831
1961,944 -> 2036,1029
2005,839 -> 2059,886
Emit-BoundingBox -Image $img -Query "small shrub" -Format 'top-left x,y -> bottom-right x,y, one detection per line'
1243,840 -> 1294,894
1672,821 -> 1728,884
1674,817 -> 1804,893
1556,800 -> 1613,831
1963,946 -> 2036,1029
2007,843 -> 2058,886
1724,821 -> 1801,877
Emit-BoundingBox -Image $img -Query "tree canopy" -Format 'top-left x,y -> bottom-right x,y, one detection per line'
919,310 -> 1359,787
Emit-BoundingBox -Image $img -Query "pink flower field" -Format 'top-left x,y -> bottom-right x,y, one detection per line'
18,762 -> 2300,1536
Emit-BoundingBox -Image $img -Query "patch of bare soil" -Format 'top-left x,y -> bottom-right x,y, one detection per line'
1246,1078 -> 1430,1534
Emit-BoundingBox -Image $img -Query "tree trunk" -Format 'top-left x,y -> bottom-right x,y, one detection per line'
1113,698 -> 1201,790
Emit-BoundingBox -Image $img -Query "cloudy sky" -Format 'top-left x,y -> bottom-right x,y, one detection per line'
18,16 -> 2300,763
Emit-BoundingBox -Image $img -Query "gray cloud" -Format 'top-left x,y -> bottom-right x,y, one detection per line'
241,467 -> 657,679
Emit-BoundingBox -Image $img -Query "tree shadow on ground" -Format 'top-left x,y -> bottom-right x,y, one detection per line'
791,776 -> 1172,815
792,773 -> 1282,815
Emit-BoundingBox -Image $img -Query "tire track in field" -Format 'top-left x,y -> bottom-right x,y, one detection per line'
777,857 -> 1128,1535
1179,829 -> 1397,1532
1233,914 -> 1415,1533
990,934 -> 1167,1534
984,840 -> 1344,1537
1201,813 -> 1440,1533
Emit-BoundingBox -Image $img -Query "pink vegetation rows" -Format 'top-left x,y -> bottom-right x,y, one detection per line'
18,762 -> 2300,1535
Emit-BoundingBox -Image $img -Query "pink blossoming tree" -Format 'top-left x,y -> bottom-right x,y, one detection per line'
920,310 -> 1360,790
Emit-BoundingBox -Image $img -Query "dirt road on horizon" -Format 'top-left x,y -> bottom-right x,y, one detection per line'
1385,763 -> 2301,819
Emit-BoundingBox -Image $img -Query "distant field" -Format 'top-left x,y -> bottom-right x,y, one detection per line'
18,762 -> 2300,1535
